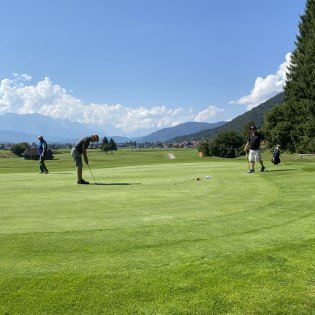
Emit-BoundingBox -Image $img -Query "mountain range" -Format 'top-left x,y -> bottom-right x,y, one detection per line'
0,113 -> 222,144
0,113 -> 132,144
0,92 -> 284,144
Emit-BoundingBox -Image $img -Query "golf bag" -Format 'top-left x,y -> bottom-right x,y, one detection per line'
271,146 -> 281,165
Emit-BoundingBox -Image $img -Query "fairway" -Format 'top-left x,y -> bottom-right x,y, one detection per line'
0,149 -> 314,314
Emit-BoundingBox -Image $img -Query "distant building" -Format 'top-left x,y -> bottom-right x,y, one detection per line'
22,147 -> 54,160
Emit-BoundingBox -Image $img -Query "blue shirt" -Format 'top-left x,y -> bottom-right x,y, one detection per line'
38,140 -> 47,155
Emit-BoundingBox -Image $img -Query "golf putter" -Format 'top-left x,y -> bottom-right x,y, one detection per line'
87,164 -> 101,184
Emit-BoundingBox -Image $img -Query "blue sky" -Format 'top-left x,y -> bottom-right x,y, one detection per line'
0,0 -> 306,136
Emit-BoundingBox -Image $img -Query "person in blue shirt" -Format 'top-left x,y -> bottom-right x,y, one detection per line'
38,135 -> 49,174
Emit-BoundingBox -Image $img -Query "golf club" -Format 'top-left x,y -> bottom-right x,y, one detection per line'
87,163 -> 101,184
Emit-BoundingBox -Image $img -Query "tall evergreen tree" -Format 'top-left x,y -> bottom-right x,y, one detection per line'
101,136 -> 109,154
264,0 -> 315,152
284,0 -> 315,152
108,138 -> 117,153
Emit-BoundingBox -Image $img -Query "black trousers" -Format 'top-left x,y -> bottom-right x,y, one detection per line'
39,155 -> 48,173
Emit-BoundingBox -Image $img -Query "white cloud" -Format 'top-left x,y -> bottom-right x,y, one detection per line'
230,53 -> 291,110
193,106 -> 224,122
0,74 -> 224,133
12,73 -> 32,81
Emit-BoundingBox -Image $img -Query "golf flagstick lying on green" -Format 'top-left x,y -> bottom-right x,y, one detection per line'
87,163 -> 102,184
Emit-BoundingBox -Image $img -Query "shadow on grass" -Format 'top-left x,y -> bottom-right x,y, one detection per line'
93,182 -> 141,186
266,168 -> 299,172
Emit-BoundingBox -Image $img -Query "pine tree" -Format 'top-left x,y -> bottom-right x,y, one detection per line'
101,136 -> 109,154
108,138 -> 117,153
263,0 -> 315,152
283,0 -> 315,152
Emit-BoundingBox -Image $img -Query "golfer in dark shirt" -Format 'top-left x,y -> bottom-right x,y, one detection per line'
244,126 -> 265,173
38,135 -> 49,174
71,134 -> 99,184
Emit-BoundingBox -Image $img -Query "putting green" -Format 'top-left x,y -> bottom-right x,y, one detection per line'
0,162 -> 277,234
1,151 -> 315,314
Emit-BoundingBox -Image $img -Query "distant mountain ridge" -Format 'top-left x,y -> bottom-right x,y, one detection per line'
0,93 -> 284,144
0,113 -> 226,144
0,113 -> 93,141
0,130 -> 40,144
0,113 -> 129,144
170,92 -> 284,142
136,121 -> 226,143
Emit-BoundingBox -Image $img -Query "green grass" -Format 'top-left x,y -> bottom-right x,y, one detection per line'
0,149 -> 314,314
0,150 -> 18,158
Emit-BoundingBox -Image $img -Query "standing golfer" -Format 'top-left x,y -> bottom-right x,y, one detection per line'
38,135 -> 49,174
244,126 -> 265,173
71,134 -> 99,184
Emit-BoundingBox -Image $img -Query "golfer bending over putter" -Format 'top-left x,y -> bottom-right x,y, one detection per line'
244,126 -> 265,173
71,134 -> 99,184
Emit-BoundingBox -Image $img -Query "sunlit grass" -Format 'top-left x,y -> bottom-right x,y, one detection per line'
0,149 -> 314,314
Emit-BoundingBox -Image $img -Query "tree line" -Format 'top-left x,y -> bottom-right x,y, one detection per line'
198,122 -> 255,158
100,137 -> 117,154
9,137 -> 119,157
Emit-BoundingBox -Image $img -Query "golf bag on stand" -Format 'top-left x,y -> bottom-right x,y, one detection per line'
271,145 -> 281,165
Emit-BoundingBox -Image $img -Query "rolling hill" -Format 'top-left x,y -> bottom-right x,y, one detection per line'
170,92 -> 284,142
136,121 -> 226,143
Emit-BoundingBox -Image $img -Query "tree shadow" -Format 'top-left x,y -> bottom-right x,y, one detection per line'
93,182 -> 141,185
265,168 -> 299,172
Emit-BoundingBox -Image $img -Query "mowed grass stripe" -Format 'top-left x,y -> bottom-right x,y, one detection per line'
1,215 -> 314,313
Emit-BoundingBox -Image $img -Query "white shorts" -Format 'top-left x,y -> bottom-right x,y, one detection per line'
248,149 -> 262,162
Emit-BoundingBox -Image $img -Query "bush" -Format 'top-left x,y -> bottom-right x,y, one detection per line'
10,142 -> 29,157
198,131 -> 244,158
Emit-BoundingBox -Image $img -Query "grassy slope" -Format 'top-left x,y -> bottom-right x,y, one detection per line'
0,149 -> 314,314
0,150 -> 18,158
